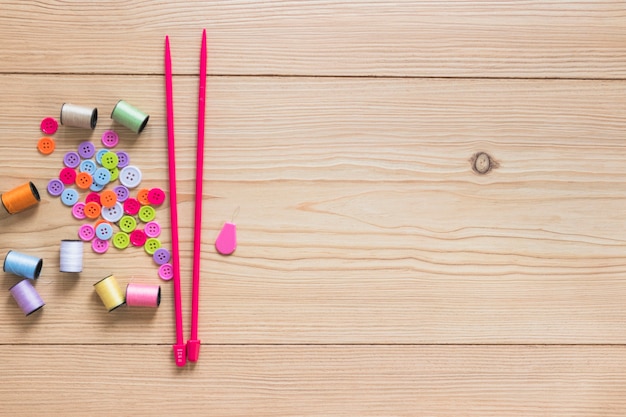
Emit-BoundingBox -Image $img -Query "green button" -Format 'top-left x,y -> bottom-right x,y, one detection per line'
112,231 -> 130,249
108,166 -> 119,182
144,238 -> 161,255
119,215 -> 137,233
101,151 -> 119,169
138,205 -> 156,222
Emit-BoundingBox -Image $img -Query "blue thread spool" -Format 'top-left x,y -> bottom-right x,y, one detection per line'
9,279 -> 45,316
4,250 -> 43,280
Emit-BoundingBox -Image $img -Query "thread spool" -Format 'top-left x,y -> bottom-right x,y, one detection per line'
59,240 -> 83,273
111,100 -> 149,133
60,103 -> 98,130
4,250 -> 43,280
1,182 -> 40,215
93,275 -> 125,312
9,279 -> 45,316
125,283 -> 161,308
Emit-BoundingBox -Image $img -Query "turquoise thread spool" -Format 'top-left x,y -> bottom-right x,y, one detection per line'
4,250 -> 43,280
111,100 -> 150,134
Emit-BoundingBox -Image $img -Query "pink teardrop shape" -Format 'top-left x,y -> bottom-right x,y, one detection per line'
215,222 -> 237,255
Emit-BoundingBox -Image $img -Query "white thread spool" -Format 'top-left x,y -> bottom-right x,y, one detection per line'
60,103 -> 98,129
59,240 -> 83,273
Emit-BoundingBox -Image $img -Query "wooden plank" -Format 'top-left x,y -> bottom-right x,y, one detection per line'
1,1 -> 626,77
1,74 -> 626,344
0,345 -> 625,416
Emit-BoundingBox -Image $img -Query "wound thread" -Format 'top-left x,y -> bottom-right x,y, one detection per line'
1,182 -> 41,215
60,103 -> 98,130
125,283 -> 161,308
59,240 -> 83,273
93,275 -> 125,312
111,100 -> 149,133
4,250 -> 43,280
9,279 -> 45,316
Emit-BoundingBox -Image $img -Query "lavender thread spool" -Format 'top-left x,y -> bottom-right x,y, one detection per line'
9,279 -> 45,316
59,240 -> 83,273
4,250 -> 43,279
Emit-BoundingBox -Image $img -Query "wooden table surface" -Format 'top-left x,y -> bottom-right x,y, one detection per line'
2,2 -> 626,415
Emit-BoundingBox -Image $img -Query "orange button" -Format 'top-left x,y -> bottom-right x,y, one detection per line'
100,190 -> 118,208
84,201 -> 101,219
136,188 -> 150,205
37,137 -> 55,155
75,172 -> 93,189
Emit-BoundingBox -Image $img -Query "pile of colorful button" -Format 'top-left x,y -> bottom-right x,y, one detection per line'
42,124 -> 173,281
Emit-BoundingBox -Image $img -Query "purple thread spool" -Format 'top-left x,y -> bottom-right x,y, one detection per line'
9,279 -> 45,316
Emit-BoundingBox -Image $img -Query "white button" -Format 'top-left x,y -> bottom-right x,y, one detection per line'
119,166 -> 142,188
101,202 -> 124,222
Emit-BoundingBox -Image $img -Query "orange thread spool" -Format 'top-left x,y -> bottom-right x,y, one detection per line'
1,182 -> 40,214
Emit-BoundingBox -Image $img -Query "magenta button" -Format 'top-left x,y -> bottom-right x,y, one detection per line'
78,224 -> 95,241
129,229 -> 146,247
72,202 -> 86,220
147,188 -> 166,205
144,221 -> 161,238
123,198 -> 140,215
40,117 -> 59,135
101,130 -> 119,148
91,238 -> 109,254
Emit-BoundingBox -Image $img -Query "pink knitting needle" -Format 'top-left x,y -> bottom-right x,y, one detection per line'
187,29 -> 206,362
165,35 -> 186,367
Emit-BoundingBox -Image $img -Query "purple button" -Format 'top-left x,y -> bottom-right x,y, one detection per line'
101,130 -> 119,148
63,151 -> 81,168
91,238 -> 109,254
72,202 -> 86,220
78,141 -> 96,159
153,248 -> 171,265
113,185 -> 129,202
116,151 -> 130,168
47,179 -> 64,196
144,221 -> 161,238
40,117 -> 59,135
158,263 -> 174,281
79,224 -> 95,241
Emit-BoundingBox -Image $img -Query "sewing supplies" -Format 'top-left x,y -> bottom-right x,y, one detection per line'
4,250 -> 43,280
59,240 -> 83,273
1,182 -> 41,215
215,221 -> 237,255
9,280 -> 45,316
60,103 -> 98,130
111,100 -> 150,134
125,283 -> 161,308
93,275 -> 125,311
188,28 -> 207,362
165,34 -> 186,367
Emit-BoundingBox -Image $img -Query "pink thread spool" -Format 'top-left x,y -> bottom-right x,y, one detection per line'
125,283 -> 160,308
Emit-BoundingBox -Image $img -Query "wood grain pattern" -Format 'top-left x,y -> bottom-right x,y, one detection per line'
1,345 -> 626,417
1,1 -> 626,77
1,1 -> 625,415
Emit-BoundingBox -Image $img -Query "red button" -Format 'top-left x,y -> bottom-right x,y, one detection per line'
129,229 -> 147,246
59,167 -> 77,185
40,117 -> 59,135
147,188 -> 166,205
123,198 -> 141,215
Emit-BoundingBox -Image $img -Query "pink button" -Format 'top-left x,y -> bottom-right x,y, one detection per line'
144,221 -> 161,238
59,167 -> 77,185
147,188 -> 166,205
91,238 -> 109,254
40,117 -> 59,135
123,198 -> 141,215
85,192 -> 101,206
158,263 -> 174,281
129,229 -> 146,247
72,202 -> 86,220
78,224 -> 95,241
101,130 -> 119,148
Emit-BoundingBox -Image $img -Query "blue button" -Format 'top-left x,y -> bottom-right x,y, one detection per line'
93,167 -> 111,186
96,149 -> 109,165
90,182 -> 105,192
60,188 -> 79,206
79,159 -> 97,174
95,223 -> 114,240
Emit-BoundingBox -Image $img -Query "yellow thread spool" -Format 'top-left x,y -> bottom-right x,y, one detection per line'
93,275 -> 125,312
1,182 -> 40,215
